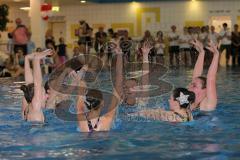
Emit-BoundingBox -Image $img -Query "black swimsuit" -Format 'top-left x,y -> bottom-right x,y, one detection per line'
84,113 -> 100,132
173,111 -> 191,122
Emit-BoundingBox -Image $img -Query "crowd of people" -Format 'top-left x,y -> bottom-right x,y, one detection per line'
1,18 -> 239,78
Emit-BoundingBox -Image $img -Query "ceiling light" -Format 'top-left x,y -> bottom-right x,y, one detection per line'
52,6 -> 60,12
20,7 -> 30,11
81,0 -> 86,3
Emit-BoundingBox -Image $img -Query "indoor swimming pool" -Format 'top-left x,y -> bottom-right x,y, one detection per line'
0,66 -> 239,160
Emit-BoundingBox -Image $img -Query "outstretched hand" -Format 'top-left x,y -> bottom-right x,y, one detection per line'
25,52 -> 38,60
190,39 -> 204,53
206,40 -> 219,55
35,49 -> 53,59
141,40 -> 153,56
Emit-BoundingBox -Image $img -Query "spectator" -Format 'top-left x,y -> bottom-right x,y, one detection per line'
45,29 -> 55,48
154,31 -> 165,64
94,26 -> 107,57
56,37 -> 67,64
168,25 -> 180,67
231,24 -> 240,66
12,18 -> 29,55
219,23 -> 231,66
7,33 -> 14,55
27,32 -> 36,55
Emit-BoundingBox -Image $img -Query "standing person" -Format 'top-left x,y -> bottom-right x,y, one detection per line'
219,23 -> 232,66
46,42 -> 60,73
168,25 -> 180,67
107,28 -> 114,39
154,31 -> 165,64
106,28 -> 114,62
45,29 -> 55,48
207,26 -> 219,66
231,24 -> 240,67
27,32 -> 36,55
12,18 -> 29,55
7,33 -> 14,55
141,30 -> 155,62
78,20 -> 91,54
208,26 -> 220,47
56,37 -> 67,64
120,30 -> 132,62
179,27 -> 191,66
189,27 -> 199,67
94,27 -> 107,57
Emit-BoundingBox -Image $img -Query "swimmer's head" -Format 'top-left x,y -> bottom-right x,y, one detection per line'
21,82 -> 50,105
123,78 -> 137,106
169,88 -> 195,111
20,83 -> 34,104
188,76 -> 206,103
85,89 -> 103,110
44,81 -> 50,94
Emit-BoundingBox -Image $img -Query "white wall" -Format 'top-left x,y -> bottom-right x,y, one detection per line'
1,0 -> 240,47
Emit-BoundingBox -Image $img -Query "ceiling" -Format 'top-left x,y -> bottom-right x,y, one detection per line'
0,0 -> 188,5
0,0 -> 221,6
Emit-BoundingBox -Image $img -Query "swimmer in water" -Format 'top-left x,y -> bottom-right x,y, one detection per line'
74,64 -> 120,132
188,39 -> 219,111
20,50 -> 53,122
133,88 -> 195,123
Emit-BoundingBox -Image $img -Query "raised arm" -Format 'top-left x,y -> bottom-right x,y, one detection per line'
141,41 -> 151,99
103,42 -> 122,125
136,108 -> 180,122
24,53 -> 36,84
76,96 -> 89,132
191,39 -> 205,79
204,41 -> 219,110
32,50 -> 52,109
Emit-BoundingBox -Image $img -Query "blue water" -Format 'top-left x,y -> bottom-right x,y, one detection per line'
0,66 -> 240,160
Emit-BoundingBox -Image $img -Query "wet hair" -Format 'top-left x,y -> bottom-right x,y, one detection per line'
197,76 -> 207,89
173,88 -> 195,108
20,83 -> 34,104
44,81 -> 50,93
85,89 -> 103,110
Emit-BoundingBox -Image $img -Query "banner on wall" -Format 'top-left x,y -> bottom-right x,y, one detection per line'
41,3 -> 52,20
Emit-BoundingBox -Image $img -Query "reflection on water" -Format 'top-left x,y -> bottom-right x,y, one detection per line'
0,67 -> 240,159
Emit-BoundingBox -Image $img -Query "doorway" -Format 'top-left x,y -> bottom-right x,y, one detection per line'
48,21 -> 66,45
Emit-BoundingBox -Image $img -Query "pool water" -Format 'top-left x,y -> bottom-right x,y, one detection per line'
0,66 -> 240,160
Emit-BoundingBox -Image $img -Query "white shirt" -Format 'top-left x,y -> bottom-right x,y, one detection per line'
155,39 -> 165,55
179,34 -> 191,49
208,32 -> 219,45
199,32 -> 208,46
219,29 -> 231,45
168,32 -> 179,46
